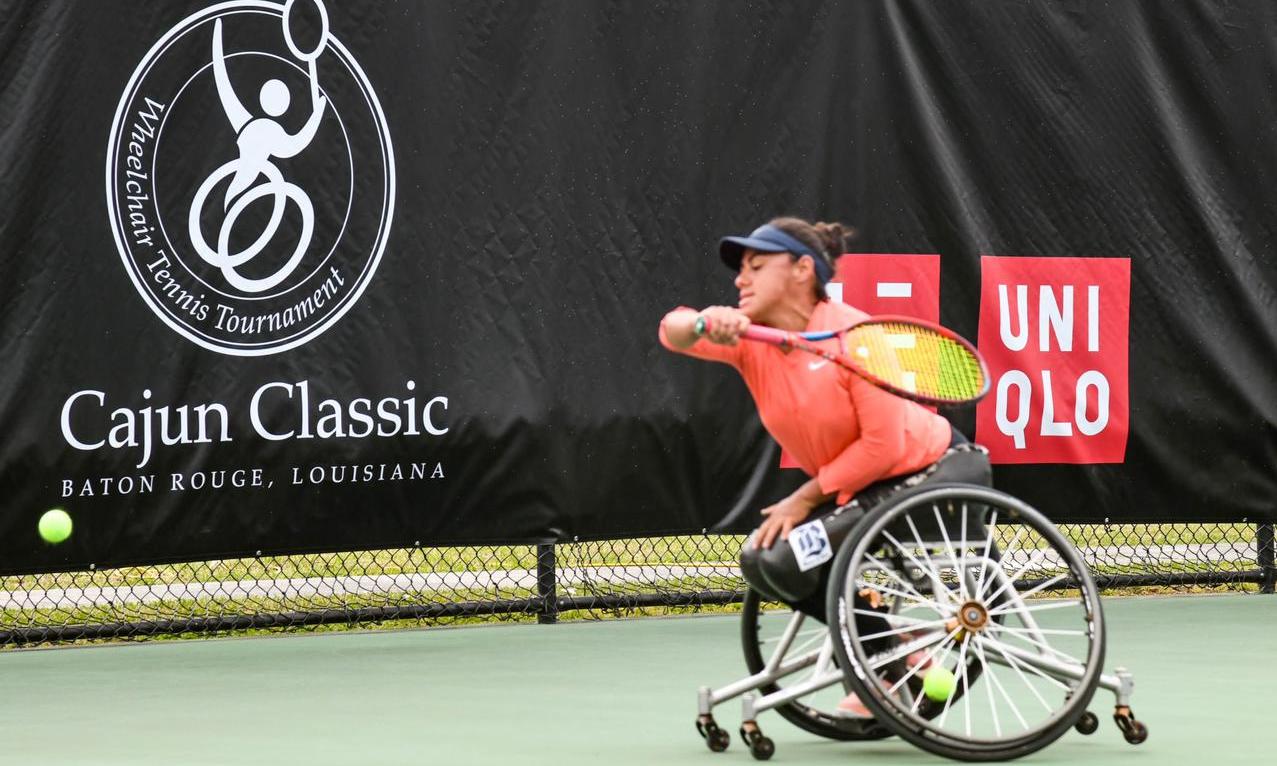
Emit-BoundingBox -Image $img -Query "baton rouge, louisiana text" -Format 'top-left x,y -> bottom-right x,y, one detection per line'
60,380 -> 448,469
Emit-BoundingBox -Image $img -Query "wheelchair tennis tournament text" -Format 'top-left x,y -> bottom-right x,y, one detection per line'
55,379 -> 449,498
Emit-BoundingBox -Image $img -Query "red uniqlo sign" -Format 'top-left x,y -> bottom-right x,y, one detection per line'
780,254 -> 942,468
974,256 -> 1131,464
830,253 -> 941,322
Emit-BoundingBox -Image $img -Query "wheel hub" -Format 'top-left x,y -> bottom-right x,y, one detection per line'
955,600 -> 989,633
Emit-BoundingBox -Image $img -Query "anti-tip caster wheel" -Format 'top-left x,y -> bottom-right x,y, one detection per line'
1113,707 -> 1148,745
696,714 -> 730,752
1075,711 -> 1099,735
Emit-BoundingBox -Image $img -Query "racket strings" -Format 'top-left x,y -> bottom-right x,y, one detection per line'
843,322 -> 986,403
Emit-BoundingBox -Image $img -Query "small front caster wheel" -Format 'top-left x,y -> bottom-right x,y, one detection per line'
697,715 -> 729,752
707,727 -> 730,752
1113,707 -> 1149,745
748,735 -> 774,761
1121,720 -> 1148,745
740,724 -> 775,761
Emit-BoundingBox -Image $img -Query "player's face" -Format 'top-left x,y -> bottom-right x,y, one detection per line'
734,250 -> 793,319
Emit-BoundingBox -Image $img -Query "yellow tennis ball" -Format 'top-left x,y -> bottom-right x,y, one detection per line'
922,666 -> 956,702
38,509 -> 73,544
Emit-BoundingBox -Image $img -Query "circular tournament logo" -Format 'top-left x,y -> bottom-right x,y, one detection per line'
106,0 -> 394,356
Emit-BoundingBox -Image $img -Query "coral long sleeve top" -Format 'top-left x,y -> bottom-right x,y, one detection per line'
660,300 -> 952,504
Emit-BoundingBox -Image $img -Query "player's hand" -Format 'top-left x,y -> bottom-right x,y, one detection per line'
697,306 -> 751,345
754,494 -> 817,550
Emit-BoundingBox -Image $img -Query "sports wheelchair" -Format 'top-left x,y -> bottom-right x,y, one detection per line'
696,484 -> 1148,762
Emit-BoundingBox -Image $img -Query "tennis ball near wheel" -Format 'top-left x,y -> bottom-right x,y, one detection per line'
922,666 -> 956,702
38,509 -> 73,544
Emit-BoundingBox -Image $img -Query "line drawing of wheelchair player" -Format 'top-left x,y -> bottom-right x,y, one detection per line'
696,474 -> 1149,762
188,0 -> 331,295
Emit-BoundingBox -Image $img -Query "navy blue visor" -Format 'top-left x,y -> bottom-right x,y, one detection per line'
719,224 -> 833,285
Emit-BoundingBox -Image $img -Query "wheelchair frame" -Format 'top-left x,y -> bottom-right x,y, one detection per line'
696,483 -> 1147,762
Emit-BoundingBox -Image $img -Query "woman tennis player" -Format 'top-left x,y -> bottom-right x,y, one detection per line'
659,216 -> 992,715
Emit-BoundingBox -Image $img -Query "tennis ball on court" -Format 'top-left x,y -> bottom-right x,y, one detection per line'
922,666 -> 957,702
38,509 -> 73,544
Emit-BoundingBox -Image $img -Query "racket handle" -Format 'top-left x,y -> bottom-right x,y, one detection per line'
695,316 -> 793,347
741,325 -> 793,345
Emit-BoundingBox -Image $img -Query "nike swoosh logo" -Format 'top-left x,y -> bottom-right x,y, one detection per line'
808,360 -> 829,370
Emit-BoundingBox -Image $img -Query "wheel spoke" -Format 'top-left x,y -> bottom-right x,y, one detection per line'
981,551 -> 1054,609
957,502 -> 977,603
858,617 -> 950,643
985,622 -> 1086,667
863,551 -> 948,611
929,504 -> 970,602
906,513 -> 964,603
980,635 -> 1075,692
881,529 -> 959,607
883,626 -> 961,693
870,628 -> 950,672
987,598 -> 1083,618
854,577 -> 944,612
989,624 -> 1086,637
962,653 -> 973,738
938,637 -> 971,728
996,571 -> 1071,605
974,641 -> 1003,736
908,672 -> 929,715
974,639 -> 1030,731
978,526 -> 1025,601
906,629 -> 960,717
974,510 -> 1000,599
851,608 -> 935,625
977,635 -> 1054,714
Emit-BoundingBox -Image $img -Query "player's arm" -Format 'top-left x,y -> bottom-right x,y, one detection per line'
753,478 -> 836,550
753,395 -> 905,550
660,306 -> 750,350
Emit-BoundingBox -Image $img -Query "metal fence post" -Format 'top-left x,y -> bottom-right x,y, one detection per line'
1257,523 -> 1275,595
536,543 -> 559,623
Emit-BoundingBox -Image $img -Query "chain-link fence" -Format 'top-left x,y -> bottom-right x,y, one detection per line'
2,522 -> 1272,646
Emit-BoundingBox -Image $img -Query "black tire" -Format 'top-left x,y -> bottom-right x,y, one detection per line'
827,484 -> 1106,762
741,589 -> 892,741
1075,711 -> 1099,735
1124,721 -> 1148,745
707,727 -> 730,752
748,736 -> 775,761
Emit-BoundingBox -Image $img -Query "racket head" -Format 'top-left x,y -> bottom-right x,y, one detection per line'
831,316 -> 990,405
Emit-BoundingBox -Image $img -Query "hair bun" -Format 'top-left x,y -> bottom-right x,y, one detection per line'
813,221 -> 858,257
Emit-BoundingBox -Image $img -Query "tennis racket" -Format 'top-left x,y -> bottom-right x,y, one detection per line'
695,314 -> 989,405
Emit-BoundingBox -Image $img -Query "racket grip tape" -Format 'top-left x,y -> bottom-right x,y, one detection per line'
741,325 -> 792,344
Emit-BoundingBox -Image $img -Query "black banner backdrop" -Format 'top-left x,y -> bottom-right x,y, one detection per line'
1,1 -> 1275,575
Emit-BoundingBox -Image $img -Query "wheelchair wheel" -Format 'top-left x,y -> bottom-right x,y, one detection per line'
827,484 -> 1105,762
740,589 -> 891,741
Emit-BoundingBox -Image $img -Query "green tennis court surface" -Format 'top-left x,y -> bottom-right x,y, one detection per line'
0,593 -> 1269,765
